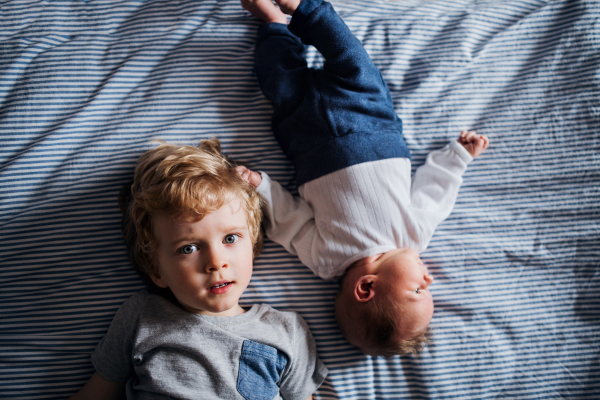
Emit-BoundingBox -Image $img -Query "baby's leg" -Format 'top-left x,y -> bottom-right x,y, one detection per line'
241,0 -> 287,24
274,0 -> 409,185
254,23 -> 309,115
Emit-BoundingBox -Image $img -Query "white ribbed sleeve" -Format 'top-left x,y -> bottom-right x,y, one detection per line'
256,141 -> 473,280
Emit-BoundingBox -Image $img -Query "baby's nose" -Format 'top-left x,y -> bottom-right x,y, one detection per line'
424,273 -> 434,286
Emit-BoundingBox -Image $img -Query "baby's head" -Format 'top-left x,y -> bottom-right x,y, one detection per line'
119,138 -> 263,314
335,248 -> 434,356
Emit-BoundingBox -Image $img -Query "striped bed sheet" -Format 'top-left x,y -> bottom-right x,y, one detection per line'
1,0 -> 599,398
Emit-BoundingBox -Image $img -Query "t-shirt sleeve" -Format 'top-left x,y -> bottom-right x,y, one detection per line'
278,313 -> 328,400
91,293 -> 143,382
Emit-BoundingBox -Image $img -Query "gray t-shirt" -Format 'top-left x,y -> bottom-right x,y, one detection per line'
92,290 -> 328,400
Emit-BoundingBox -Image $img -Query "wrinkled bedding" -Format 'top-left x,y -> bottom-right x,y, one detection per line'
1,0 -> 599,398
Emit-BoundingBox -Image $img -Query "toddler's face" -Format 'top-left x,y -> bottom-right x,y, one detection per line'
378,249 -> 435,339
151,199 -> 254,316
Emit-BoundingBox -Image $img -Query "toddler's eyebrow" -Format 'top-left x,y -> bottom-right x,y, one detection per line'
170,225 -> 249,244
219,224 -> 250,233
170,236 -> 198,246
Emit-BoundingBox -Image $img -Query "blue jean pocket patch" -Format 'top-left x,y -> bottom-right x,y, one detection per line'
237,340 -> 288,400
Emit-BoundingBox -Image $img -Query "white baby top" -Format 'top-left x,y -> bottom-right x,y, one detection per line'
256,140 -> 473,280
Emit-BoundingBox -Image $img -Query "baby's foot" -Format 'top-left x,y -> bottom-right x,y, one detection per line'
241,0 -> 288,24
458,130 -> 489,158
274,0 -> 301,15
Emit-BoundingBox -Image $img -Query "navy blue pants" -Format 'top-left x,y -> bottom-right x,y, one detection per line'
254,0 -> 410,186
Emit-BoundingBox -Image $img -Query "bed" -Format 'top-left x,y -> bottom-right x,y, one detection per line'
1,0 -> 599,398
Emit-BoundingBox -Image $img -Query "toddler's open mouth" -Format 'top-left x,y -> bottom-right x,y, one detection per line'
207,281 -> 233,294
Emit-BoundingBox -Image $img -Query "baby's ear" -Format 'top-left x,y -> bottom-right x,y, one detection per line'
354,275 -> 376,302
150,274 -> 168,289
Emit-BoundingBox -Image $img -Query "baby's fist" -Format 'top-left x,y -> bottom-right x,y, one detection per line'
235,165 -> 262,188
458,130 -> 489,158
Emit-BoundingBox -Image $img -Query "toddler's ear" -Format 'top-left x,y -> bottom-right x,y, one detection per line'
354,275 -> 376,302
150,274 -> 168,289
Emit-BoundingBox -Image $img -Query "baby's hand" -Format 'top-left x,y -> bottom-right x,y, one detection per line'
457,130 -> 489,158
235,165 -> 262,188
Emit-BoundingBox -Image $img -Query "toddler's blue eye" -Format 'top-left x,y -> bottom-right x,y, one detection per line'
180,245 -> 198,254
414,288 -> 420,294
224,234 -> 239,244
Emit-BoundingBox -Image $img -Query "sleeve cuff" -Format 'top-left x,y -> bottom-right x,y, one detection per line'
449,140 -> 474,164
255,171 -> 270,194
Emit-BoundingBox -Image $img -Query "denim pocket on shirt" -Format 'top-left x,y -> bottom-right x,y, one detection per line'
237,340 -> 288,400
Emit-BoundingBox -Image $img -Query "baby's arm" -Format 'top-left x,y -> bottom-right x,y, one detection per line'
409,134 -> 483,248
457,130 -> 489,158
238,167 -> 316,261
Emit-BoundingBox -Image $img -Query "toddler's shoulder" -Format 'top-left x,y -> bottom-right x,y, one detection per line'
254,303 -> 311,333
120,289 -> 159,310
115,289 -> 177,323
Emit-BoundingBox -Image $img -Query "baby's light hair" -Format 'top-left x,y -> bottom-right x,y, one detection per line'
119,138 -> 263,291
335,287 -> 429,356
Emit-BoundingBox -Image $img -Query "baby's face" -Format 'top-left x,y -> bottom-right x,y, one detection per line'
378,249 -> 435,339
151,199 -> 254,316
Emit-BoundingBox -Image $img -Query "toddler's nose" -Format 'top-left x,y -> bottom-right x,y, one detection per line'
204,247 -> 227,273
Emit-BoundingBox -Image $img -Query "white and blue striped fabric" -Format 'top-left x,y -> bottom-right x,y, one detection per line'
1,0 -> 599,398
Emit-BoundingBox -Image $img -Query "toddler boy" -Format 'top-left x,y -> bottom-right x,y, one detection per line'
68,138 -> 327,399
239,0 -> 489,356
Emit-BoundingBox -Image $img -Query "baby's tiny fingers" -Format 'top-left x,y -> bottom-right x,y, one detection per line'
459,130 -> 471,143
479,135 -> 490,148
463,131 -> 478,142
235,166 -> 253,183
